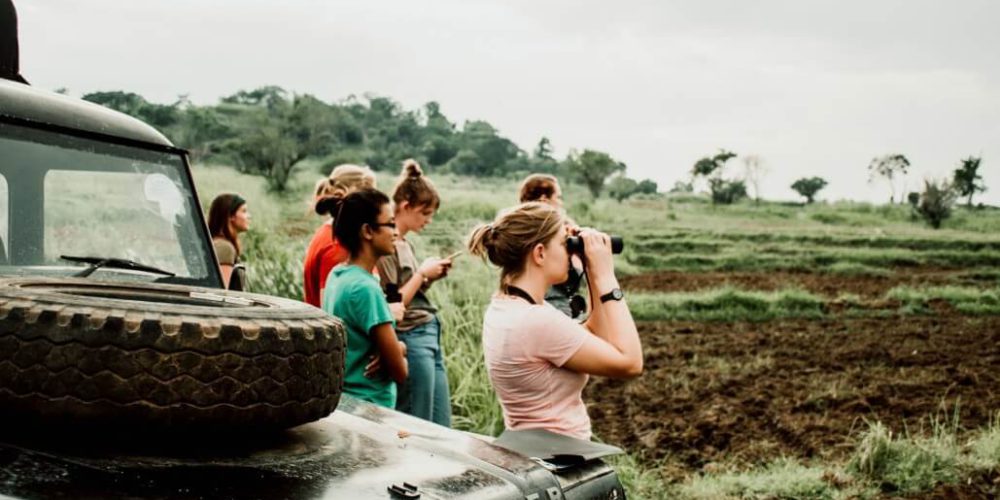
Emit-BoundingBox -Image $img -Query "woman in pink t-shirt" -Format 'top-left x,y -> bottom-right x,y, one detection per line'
467,202 -> 643,440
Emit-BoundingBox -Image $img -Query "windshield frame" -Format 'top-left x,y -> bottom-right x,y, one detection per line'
0,114 -> 224,289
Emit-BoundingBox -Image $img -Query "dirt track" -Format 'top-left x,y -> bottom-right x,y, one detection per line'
584,315 -> 1000,479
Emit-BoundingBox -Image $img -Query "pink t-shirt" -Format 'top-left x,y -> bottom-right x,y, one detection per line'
482,295 -> 592,440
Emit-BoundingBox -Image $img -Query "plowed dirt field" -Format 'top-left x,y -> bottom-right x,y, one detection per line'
587,272 -> 1000,483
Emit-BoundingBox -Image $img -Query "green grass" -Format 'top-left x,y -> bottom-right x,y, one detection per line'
673,458 -> 860,500
822,262 -> 892,277
627,285 -> 1000,322
430,256 -> 506,435
671,416 -> 1000,500
887,285 -> 1000,315
628,244 -> 1000,273
630,288 -> 825,322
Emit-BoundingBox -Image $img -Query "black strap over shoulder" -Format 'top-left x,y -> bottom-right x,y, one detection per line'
505,285 -> 536,305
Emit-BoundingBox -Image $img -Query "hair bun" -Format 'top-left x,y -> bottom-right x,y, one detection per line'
402,159 -> 423,179
315,196 -> 343,216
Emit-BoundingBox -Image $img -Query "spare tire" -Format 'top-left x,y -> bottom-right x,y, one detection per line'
0,277 -> 345,430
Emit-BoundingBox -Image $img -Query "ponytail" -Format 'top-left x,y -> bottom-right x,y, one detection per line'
467,202 -> 563,290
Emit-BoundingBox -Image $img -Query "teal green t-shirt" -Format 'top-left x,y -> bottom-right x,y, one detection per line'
322,264 -> 396,408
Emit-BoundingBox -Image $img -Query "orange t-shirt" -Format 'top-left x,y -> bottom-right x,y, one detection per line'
303,222 -> 349,307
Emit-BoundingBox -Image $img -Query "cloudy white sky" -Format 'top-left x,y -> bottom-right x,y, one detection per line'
17,0 -> 1000,204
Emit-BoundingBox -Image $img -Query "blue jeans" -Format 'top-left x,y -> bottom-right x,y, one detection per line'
396,316 -> 452,427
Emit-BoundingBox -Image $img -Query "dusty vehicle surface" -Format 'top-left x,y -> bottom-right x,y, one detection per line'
0,80 -> 626,498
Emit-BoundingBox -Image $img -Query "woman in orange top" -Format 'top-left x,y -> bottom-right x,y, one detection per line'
303,164 -> 376,307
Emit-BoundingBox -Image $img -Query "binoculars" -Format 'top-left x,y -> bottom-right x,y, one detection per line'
566,235 -> 624,255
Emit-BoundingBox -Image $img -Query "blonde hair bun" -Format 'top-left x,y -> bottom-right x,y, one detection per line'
314,163 -> 376,215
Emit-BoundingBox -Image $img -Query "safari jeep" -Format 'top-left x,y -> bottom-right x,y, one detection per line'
0,79 -> 626,498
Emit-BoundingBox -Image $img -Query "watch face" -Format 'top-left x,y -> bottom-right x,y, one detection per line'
602,288 -> 624,302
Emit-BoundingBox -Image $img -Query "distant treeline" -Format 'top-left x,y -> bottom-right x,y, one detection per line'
80,86 -> 655,196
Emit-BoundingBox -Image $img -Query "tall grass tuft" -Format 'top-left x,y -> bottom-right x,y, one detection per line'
427,255 -> 506,435
848,421 -> 962,494
604,454 -> 672,500
241,230 -> 307,300
969,414 -> 1000,468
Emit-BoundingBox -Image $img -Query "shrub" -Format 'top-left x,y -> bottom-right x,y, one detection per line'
914,179 -> 958,229
709,178 -> 748,205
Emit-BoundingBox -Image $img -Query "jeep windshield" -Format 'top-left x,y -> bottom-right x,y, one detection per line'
0,120 -> 220,288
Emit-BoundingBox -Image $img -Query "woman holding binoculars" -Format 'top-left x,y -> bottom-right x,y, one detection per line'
467,202 -> 643,440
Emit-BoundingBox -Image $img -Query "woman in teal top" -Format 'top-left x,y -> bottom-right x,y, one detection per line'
322,189 -> 408,407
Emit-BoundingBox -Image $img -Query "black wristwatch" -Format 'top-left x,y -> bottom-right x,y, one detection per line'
599,288 -> 624,303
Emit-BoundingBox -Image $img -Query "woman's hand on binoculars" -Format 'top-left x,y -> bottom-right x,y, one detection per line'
578,228 -> 615,277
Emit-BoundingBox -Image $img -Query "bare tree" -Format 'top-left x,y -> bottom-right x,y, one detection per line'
868,154 -> 910,204
742,154 -> 768,204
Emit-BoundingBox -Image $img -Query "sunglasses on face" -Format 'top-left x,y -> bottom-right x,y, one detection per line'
369,221 -> 396,230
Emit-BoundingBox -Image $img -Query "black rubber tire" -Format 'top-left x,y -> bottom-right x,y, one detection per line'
0,277 -> 345,430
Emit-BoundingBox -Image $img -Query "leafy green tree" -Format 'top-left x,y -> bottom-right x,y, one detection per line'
423,101 -> 455,134
227,91 -> 335,191
692,150 -> 738,204
421,136 -> 458,167
790,177 -> 828,204
952,156 -> 986,207
635,179 -> 658,195
83,90 -> 179,131
565,149 -> 626,198
607,176 -> 639,202
445,149 -> 482,176
173,105 -> 232,162
457,121 -> 522,176
221,85 -> 287,107
914,179 -> 958,229
868,153 -> 910,204
534,137 -> 554,160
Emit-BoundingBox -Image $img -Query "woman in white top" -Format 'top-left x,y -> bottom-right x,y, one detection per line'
467,202 -> 643,439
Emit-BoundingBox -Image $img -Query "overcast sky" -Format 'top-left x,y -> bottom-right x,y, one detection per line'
17,0 -> 1000,204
